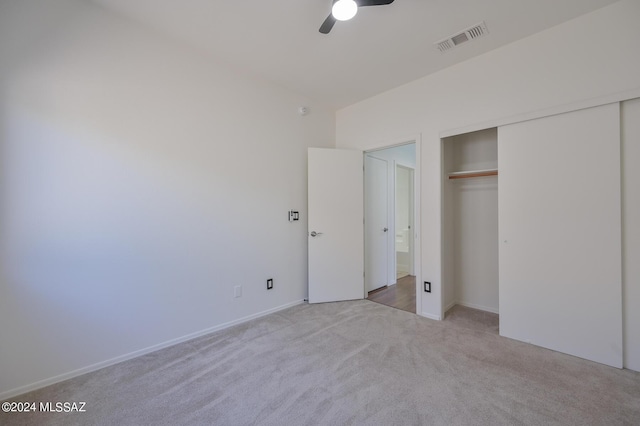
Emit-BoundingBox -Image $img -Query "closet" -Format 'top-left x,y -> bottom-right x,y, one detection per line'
442,128 -> 499,316
441,103 -> 624,369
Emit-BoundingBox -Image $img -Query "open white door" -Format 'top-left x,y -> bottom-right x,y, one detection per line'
364,155 -> 388,292
308,148 -> 364,303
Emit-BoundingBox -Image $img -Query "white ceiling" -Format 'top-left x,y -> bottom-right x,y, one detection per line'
89,0 -> 620,109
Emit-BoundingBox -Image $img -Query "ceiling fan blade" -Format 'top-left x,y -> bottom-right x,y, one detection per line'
358,0 -> 394,6
319,14 -> 337,34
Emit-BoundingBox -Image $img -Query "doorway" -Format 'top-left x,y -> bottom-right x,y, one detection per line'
395,164 -> 414,279
364,143 -> 417,314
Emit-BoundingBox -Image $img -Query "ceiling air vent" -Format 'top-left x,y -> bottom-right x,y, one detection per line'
435,21 -> 489,53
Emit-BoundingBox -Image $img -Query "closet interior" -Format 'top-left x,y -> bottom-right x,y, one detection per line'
439,102 -> 629,367
442,128 -> 499,322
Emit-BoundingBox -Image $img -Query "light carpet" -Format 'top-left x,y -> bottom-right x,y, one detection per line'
1,300 -> 639,425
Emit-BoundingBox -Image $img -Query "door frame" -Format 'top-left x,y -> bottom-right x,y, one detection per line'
363,136 -> 422,316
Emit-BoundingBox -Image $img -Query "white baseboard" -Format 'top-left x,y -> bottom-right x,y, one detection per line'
444,300 -> 457,314
456,300 -> 499,314
420,311 -> 442,321
0,299 -> 304,401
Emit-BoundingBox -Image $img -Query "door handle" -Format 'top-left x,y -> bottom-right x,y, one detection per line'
383,228 -> 388,232
310,231 -> 324,237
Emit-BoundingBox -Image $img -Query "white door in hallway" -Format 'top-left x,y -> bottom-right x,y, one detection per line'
308,148 -> 364,303
364,155 -> 388,292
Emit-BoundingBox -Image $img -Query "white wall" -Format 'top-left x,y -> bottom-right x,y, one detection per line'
336,0 -> 640,320
622,98 -> 640,371
0,0 -> 335,397
370,144 -> 416,169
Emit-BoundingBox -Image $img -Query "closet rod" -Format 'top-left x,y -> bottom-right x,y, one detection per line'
448,169 -> 498,180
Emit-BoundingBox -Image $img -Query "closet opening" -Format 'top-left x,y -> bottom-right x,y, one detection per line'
442,128 -> 499,333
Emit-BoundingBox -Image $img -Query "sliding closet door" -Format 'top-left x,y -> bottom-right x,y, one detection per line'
498,103 -> 622,368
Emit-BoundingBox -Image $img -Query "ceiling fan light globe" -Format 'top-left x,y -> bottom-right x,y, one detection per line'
332,0 -> 358,21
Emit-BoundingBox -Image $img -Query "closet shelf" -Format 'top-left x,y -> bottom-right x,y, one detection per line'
448,168 -> 498,180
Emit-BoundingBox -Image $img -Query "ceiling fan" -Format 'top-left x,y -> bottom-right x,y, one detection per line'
319,0 -> 395,34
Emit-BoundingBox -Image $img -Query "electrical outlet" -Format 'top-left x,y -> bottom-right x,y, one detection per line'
267,279 -> 273,290
424,281 -> 431,293
234,285 -> 242,298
